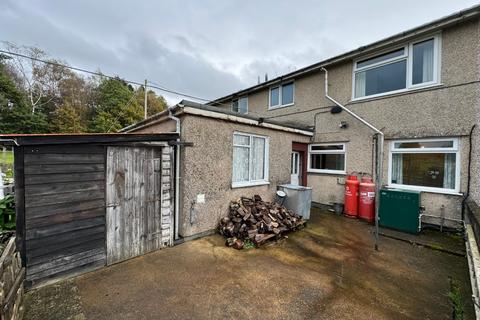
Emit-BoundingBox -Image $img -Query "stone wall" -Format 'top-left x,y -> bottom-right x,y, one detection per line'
0,237 -> 25,320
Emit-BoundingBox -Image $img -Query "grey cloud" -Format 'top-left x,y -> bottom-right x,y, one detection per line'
1,0 -> 479,104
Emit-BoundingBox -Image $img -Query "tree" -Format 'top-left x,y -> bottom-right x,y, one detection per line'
52,104 -> 86,133
136,87 -> 168,117
0,57 -> 49,133
89,77 -> 143,132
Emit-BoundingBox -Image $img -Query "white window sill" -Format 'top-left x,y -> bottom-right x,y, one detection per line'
232,181 -> 270,189
268,103 -> 294,111
307,169 -> 346,175
351,83 -> 443,102
386,184 -> 462,196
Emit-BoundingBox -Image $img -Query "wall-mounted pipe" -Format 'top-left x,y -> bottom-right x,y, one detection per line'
321,67 -> 384,250
0,139 -> 19,146
168,107 -> 181,241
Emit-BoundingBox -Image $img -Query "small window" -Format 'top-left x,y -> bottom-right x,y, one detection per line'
269,82 -> 294,109
308,144 -> 346,174
353,35 -> 440,99
389,138 -> 459,193
232,133 -> 269,187
232,97 -> 248,114
270,87 -> 280,107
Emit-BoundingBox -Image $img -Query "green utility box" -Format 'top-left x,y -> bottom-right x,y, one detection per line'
379,188 -> 421,234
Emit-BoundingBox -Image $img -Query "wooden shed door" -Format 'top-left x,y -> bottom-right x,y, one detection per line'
106,146 -> 163,265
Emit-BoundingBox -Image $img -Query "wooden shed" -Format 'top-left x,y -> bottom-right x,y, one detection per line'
0,133 -> 179,288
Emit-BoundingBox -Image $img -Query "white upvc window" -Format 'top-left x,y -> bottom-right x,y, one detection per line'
307,143 -> 346,174
232,97 -> 248,114
388,138 -> 460,194
353,34 -> 441,100
269,82 -> 294,109
232,132 -> 269,188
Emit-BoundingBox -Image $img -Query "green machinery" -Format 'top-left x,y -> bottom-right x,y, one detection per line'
379,188 -> 422,234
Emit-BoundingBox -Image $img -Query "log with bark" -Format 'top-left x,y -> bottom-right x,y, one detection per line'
219,195 -> 305,249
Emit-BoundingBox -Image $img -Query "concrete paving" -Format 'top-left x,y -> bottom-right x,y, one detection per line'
25,209 -> 474,319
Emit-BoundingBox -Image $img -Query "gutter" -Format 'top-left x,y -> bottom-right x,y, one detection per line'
321,67 -> 384,251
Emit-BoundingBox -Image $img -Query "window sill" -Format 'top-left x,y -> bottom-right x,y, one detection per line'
386,184 -> 462,196
307,170 -> 346,175
268,103 -> 294,111
350,83 -> 444,104
231,181 -> 270,189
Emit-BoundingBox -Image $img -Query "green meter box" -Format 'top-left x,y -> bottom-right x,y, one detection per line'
379,188 -> 421,234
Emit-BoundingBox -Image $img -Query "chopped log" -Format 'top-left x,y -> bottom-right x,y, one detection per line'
219,194 -> 305,248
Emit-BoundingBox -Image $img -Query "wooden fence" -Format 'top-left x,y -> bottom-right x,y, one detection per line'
0,237 -> 25,320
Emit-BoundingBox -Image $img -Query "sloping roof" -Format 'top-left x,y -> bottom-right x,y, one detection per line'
121,100 -> 313,136
209,4 -> 480,105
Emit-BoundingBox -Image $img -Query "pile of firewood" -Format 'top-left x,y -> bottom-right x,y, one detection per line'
219,195 -> 305,249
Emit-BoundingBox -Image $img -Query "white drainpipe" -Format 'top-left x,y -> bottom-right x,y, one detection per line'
168,107 -> 181,241
321,67 -> 384,250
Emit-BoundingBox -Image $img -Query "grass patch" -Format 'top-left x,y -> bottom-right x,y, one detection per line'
448,278 -> 464,320
0,151 -> 13,165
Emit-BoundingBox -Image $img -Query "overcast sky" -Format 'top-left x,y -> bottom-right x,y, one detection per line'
1,0 -> 478,104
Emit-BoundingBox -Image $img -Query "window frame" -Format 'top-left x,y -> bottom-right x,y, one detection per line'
232,96 -> 248,114
352,34 -> 441,101
307,143 -> 347,174
232,132 -> 270,188
387,137 -> 461,195
268,82 -> 295,110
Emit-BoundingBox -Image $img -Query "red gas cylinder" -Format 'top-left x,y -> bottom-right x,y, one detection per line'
359,176 -> 375,222
344,174 -> 359,218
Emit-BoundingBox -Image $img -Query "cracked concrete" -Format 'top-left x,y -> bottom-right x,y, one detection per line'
25,209 -> 474,319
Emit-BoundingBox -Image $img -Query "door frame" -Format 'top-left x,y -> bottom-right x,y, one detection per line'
292,142 -> 308,187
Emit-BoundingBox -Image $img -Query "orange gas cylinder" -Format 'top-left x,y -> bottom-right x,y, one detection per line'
344,174 -> 359,218
359,176 -> 375,222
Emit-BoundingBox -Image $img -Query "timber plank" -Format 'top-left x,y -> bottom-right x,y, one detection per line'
25,216 -> 105,240
24,153 -> 104,165
25,189 -> 105,208
25,207 -> 105,229
27,252 -> 105,281
27,232 -> 105,266
25,171 -> 105,185
25,180 -> 104,196
25,163 -> 104,175
27,238 -> 105,267
23,145 -> 105,154
26,198 -> 105,219
27,248 -> 104,275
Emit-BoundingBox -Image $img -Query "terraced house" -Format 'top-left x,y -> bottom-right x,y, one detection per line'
209,5 -> 480,228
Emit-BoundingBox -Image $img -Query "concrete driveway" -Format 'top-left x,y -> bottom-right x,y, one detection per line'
25,209 -> 473,319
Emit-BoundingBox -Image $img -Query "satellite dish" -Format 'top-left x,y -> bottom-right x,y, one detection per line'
276,190 -> 286,198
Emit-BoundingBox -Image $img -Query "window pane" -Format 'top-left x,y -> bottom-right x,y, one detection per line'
270,87 -> 279,106
391,153 -> 456,189
311,145 -> 343,151
232,100 -> 239,112
355,60 -> 407,98
233,146 -> 249,182
310,154 -> 345,171
233,134 -> 250,146
394,140 -> 453,149
281,83 -> 294,105
357,48 -> 405,68
412,39 -> 434,85
237,97 -> 248,114
251,137 -> 265,180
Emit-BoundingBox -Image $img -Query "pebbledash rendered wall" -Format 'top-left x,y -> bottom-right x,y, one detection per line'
215,18 -> 480,225
178,115 -> 310,238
